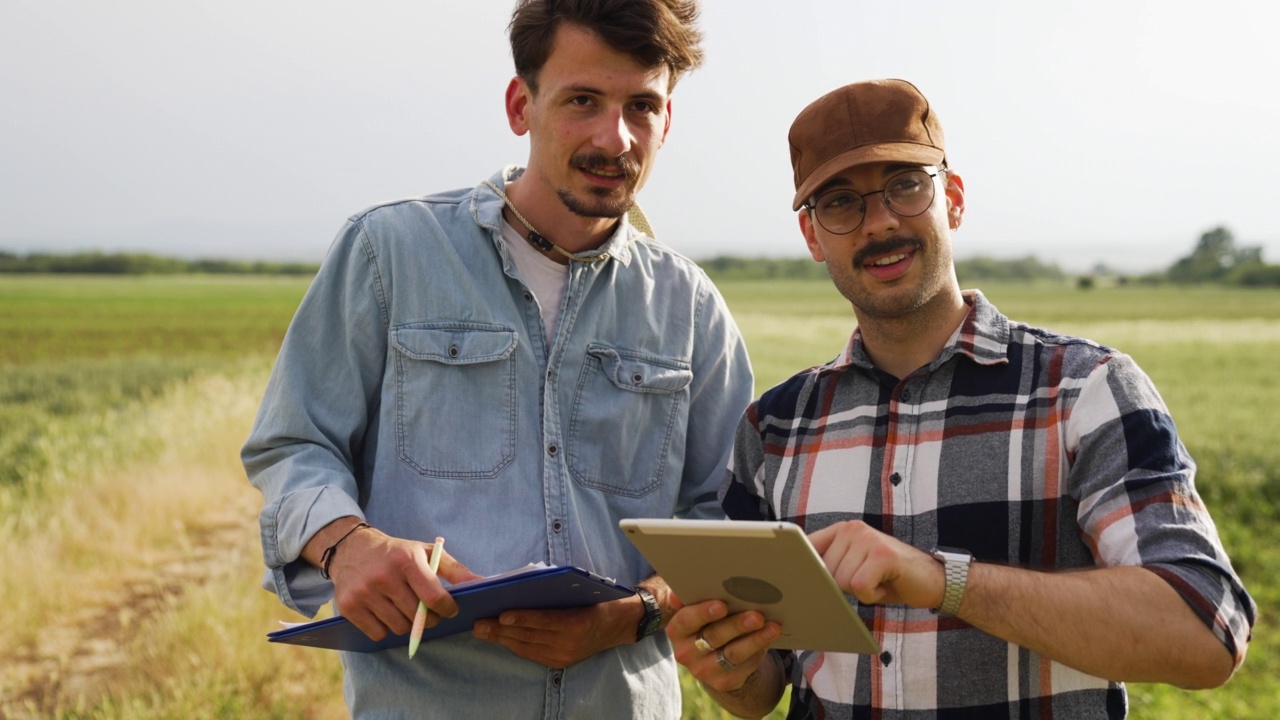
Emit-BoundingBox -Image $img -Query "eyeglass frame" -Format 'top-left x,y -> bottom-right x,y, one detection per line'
801,165 -> 948,235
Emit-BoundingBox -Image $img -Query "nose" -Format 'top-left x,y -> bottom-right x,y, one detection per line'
860,190 -> 899,239
593,108 -> 633,158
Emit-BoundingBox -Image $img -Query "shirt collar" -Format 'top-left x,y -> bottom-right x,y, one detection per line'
833,289 -> 1012,374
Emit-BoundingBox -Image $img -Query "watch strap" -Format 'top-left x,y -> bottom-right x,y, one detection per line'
634,587 -> 661,642
932,548 -> 971,617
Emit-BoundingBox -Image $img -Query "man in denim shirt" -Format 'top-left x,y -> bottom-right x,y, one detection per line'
241,1 -> 752,717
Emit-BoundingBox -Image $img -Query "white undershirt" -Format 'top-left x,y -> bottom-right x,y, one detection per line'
501,218 -> 570,344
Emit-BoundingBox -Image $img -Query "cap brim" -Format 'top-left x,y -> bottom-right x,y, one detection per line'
791,143 -> 945,211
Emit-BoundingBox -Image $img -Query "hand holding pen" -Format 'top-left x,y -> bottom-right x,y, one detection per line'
316,521 -> 480,645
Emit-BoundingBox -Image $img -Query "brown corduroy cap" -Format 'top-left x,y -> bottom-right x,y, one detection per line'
788,79 -> 945,211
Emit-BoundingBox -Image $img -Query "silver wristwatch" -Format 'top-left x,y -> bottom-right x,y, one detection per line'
931,547 -> 972,616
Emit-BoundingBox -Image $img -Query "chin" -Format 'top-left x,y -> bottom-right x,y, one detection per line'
557,188 -> 634,219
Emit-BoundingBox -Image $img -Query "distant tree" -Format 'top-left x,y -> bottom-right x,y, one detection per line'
698,256 -> 828,281
1166,226 -> 1263,283
0,251 -> 318,275
954,255 -> 1064,283
1228,262 -> 1280,287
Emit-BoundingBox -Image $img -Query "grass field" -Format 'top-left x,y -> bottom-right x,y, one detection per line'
0,274 -> 1274,719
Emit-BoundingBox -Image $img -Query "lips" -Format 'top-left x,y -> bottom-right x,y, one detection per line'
853,237 -> 922,281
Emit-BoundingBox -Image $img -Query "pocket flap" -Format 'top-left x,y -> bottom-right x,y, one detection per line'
587,344 -> 692,394
392,325 -> 517,365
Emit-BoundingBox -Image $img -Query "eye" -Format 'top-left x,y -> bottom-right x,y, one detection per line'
819,190 -> 860,212
569,95 -> 594,107
887,173 -> 927,195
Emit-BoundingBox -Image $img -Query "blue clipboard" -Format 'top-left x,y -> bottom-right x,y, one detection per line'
267,565 -> 634,652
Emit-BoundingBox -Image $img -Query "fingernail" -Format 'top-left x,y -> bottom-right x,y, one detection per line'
500,614 -> 515,626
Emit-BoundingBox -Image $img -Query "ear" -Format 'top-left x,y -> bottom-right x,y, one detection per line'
943,170 -> 965,230
659,98 -> 673,147
799,210 -> 826,263
505,76 -> 532,137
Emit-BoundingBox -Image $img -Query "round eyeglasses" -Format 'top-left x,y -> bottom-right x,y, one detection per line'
803,167 -> 943,235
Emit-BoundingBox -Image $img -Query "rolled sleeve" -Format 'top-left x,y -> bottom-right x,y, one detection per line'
242,218 -> 389,616
1072,353 -> 1256,667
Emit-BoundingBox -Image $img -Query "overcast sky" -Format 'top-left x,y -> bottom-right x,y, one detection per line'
3,0 -> 1277,272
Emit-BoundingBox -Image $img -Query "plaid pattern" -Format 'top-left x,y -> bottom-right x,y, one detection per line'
721,292 -> 1255,720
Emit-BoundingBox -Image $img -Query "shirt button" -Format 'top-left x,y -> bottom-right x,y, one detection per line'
547,444 -> 559,456
880,651 -> 893,666
448,345 -> 460,358
552,671 -> 563,687
552,519 -> 564,533
524,292 -> 533,302
890,472 -> 902,486
632,372 -> 643,384
900,389 -> 911,401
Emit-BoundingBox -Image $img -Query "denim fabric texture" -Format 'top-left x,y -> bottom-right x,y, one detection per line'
243,166 -> 754,719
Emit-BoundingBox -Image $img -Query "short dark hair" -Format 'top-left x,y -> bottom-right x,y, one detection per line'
509,0 -> 704,93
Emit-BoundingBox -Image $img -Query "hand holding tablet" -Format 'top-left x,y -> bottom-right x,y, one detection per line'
620,518 -> 880,654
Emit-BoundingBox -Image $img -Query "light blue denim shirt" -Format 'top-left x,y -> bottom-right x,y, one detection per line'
242,166 -> 753,719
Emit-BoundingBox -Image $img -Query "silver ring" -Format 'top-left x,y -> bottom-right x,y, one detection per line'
715,648 -> 736,671
694,633 -> 713,654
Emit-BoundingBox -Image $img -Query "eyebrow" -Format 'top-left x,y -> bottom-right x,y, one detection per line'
561,84 -> 666,104
813,163 -> 923,197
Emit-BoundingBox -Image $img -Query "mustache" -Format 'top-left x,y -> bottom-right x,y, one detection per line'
852,236 -> 923,267
571,152 -> 639,180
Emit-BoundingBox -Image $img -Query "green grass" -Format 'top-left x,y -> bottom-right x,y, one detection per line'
0,274 -> 307,364
1,275 -> 1275,718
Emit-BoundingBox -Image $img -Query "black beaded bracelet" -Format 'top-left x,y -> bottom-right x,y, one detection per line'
319,522 -> 370,580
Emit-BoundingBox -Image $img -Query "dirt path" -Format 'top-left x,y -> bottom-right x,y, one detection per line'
1,509 -> 252,719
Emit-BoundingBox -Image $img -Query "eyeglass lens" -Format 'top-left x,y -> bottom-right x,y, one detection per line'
812,169 -> 938,234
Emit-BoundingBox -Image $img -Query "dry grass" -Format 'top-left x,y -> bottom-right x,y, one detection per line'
0,366 -> 346,719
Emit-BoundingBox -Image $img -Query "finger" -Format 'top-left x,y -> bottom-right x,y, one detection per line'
366,593 -> 414,637
665,599 -> 728,640
702,609 -> 765,650
476,619 -> 552,646
697,623 -> 780,692
495,609 -> 560,632
343,606 -> 391,642
434,544 -> 484,584
405,546 -> 460,620
808,523 -> 836,554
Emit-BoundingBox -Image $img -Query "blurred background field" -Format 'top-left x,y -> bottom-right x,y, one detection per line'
0,274 -> 1274,719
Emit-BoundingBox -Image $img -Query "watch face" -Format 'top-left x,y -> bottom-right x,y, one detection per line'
933,547 -> 972,562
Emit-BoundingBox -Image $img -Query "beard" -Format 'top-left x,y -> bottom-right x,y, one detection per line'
556,152 -> 642,219
831,234 -> 951,320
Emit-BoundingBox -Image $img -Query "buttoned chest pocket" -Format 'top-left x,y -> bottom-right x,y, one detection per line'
391,324 -> 518,479
567,344 -> 693,497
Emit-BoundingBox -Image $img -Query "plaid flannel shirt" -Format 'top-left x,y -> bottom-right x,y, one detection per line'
721,291 -> 1255,719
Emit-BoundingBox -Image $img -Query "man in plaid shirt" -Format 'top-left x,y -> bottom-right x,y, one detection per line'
667,79 -> 1256,719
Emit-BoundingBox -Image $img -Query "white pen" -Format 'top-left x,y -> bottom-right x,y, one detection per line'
408,536 -> 444,658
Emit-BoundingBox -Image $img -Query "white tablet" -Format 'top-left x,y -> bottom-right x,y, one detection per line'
620,518 -> 880,654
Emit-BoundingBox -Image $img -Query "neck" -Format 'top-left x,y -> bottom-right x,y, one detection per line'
854,288 -> 970,380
